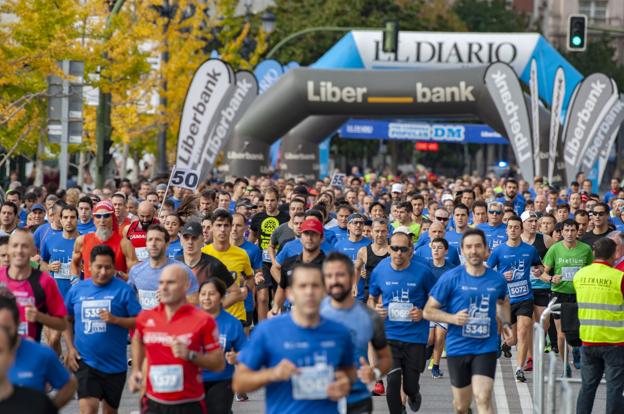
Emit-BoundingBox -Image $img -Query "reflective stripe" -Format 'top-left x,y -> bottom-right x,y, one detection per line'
578,302 -> 624,312
579,319 -> 624,328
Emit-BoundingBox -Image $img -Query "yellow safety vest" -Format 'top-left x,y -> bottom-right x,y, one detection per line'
573,262 -> 624,344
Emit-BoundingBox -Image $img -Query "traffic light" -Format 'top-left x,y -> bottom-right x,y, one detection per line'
567,15 -> 587,52
383,20 -> 399,54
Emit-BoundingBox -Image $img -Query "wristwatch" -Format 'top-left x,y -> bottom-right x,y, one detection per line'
188,351 -> 198,361
373,367 -> 382,382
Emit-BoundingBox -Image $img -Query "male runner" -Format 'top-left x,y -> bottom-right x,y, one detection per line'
321,252 -> 392,414
424,228 -> 512,414
496,178 -> 525,215
391,201 -> 420,241
446,204 -> 470,250
64,245 -> 141,414
368,230 -> 436,414
129,264 -> 225,413
123,200 -> 158,262
77,196 -> 96,235
476,201 -> 507,249
233,263 -> 355,414
487,215 -> 541,382
354,218 -> 390,303
334,213 -> 371,297
581,202 -> 614,248
414,221 -> 461,266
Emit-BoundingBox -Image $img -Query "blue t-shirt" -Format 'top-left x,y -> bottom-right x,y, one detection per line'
369,257 -> 435,344
238,314 -> 353,414
496,195 -> 525,215
65,277 -> 142,373
166,238 -> 183,259
476,222 -> 508,250
18,209 -> 27,228
128,258 -> 198,310
276,238 -> 333,265
414,243 -> 461,267
328,226 -> 348,245
9,338 -> 70,392
239,240 -> 263,312
33,223 -> 61,252
202,309 -> 247,382
445,230 -> 464,250
320,298 -> 383,404
333,237 -> 371,261
487,242 -> 541,304
40,232 -> 76,298
429,266 -> 508,357
430,261 -> 457,281
167,196 -> 182,210
77,219 -> 96,235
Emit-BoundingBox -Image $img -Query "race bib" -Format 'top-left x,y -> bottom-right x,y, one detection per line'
81,299 -> 111,335
136,247 -> 149,261
54,262 -> 71,280
219,334 -> 227,350
17,321 -> 28,336
149,365 -> 183,393
508,280 -> 530,298
529,267 -> 538,281
262,248 -> 271,262
292,364 -> 334,400
462,317 -> 491,339
138,289 -> 159,310
561,266 -> 580,282
388,302 -> 413,322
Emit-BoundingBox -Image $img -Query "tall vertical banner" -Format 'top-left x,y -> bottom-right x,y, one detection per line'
547,67 -> 565,184
562,73 -> 619,183
175,59 -> 235,181
484,62 -> 534,183
595,95 -> 624,183
529,59 -> 543,177
201,70 -> 258,177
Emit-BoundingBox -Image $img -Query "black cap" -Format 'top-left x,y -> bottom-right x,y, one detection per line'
180,221 -> 202,237
293,185 -> 309,196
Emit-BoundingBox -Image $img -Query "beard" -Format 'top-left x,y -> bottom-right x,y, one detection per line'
328,284 -> 350,302
96,227 -> 113,241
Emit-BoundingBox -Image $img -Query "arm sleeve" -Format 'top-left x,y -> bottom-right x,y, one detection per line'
237,323 -> 268,370
276,246 -> 287,265
486,249 -> 497,270
212,259 -> 235,288
365,307 -> 388,350
338,328 -> 354,369
543,247 -> 555,268
40,241 -> 51,263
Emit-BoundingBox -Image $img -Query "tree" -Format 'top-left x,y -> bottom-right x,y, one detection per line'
452,0 -> 529,33
564,33 -> 624,91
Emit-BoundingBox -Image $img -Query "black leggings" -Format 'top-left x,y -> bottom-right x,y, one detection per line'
386,341 -> 426,414
203,380 -> 234,414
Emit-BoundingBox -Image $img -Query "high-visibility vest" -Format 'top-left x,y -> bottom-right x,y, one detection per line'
573,263 -> 624,344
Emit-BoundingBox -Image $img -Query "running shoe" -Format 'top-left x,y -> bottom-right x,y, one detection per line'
235,393 -> 249,402
515,368 -> 527,383
523,357 -> 533,372
372,380 -> 385,396
408,392 -> 422,412
563,363 -> 572,378
572,347 -> 581,369
544,343 -> 551,353
501,343 -> 512,358
431,365 -> 444,379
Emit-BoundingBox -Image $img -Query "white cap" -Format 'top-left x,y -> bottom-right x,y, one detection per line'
520,211 -> 537,221
393,226 -> 413,236
441,193 -> 454,203
391,183 -> 404,193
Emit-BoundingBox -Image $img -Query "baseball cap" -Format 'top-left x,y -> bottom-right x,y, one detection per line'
180,221 -> 202,237
520,211 -> 537,222
391,183 -> 403,193
300,217 -> 323,235
31,204 -> 45,212
156,183 -> 168,191
393,226 -> 413,236
441,194 -> 454,203
293,185 -> 309,196
236,198 -> 256,209
347,213 -> 365,223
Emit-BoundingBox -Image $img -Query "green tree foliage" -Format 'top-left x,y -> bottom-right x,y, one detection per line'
565,33 -> 624,91
452,0 -> 529,32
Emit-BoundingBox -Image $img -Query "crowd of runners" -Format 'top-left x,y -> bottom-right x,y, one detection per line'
0,170 -> 623,413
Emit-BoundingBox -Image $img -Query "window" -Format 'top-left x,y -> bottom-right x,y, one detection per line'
579,0 -> 608,23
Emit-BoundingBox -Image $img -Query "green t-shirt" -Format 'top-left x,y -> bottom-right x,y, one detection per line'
543,241 -> 593,294
392,221 -> 421,243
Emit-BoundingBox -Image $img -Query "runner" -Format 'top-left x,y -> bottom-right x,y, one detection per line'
476,201 -> 507,249
0,229 -> 67,341
487,215 -> 541,382
543,219 -> 593,376
129,264 -> 225,413
164,213 -> 183,259
446,204 -> 470,250
201,214 -> 212,245
77,196 -> 96,235
424,228 -> 512,414
368,230 -> 436,414
111,192 -> 131,234
64,245 -> 142,414
0,292 -> 76,409
414,221 -> 461,266
335,212 -> 371,289
123,200 -> 158,262
581,202 -> 614,248
354,218 -> 390,303
199,278 -> 247,414
233,263 -> 355,414
329,204 -> 353,244
70,200 -> 137,281
267,198 -> 306,264
128,224 -> 199,310
472,201 -> 488,226
321,252 -> 392,414
0,236 -> 8,267
391,201 -> 420,241
33,200 -> 63,252
202,209 -> 253,326
0,202 -> 18,237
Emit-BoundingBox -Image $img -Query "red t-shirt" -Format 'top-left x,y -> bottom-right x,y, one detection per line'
135,303 -> 220,404
0,267 -> 67,341
82,232 -> 128,279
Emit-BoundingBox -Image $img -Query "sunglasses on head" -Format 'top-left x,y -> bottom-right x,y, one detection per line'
488,210 -> 503,215
390,245 -> 410,253
94,213 -> 112,219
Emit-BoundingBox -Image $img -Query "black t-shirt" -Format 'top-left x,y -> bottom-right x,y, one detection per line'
176,253 -> 234,287
250,211 -> 289,260
580,226 -> 613,249
279,251 -> 326,289
0,385 -> 57,414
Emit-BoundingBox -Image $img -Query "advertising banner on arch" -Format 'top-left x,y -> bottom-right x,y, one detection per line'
593,95 -> 624,183
484,62 -> 534,182
562,73 -> 619,182
175,59 -> 235,172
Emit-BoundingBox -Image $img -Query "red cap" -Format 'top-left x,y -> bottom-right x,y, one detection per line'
300,217 -> 323,235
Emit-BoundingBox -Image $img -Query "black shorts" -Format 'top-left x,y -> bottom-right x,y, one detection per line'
510,299 -> 534,324
242,311 -> 253,328
76,360 -> 126,409
256,262 -> 274,289
533,288 -> 551,307
552,292 -> 576,320
447,352 -> 498,388
347,397 -> 373,414
141,396 -> 206,414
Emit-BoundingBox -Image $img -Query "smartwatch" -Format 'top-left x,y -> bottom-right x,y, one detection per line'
188,351 -> 198,361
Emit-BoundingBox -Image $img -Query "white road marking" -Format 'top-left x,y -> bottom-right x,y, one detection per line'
494,360 -> 510,413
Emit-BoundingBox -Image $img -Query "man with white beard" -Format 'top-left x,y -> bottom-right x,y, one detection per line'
70,201 -> 137,282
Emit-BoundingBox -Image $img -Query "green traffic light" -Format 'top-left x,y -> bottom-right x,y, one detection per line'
572,35 -> 582,46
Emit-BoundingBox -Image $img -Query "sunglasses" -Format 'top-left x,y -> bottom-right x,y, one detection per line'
593,211 -> 608,216
488,210 -> 503,215
94,213 -> 112,219
390,245 -> 410,253
435,216 -> 449,222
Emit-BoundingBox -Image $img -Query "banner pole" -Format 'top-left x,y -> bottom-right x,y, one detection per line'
159,167 -> 175,216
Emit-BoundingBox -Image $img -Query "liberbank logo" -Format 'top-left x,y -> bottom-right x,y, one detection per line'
306,80 -> 476,104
